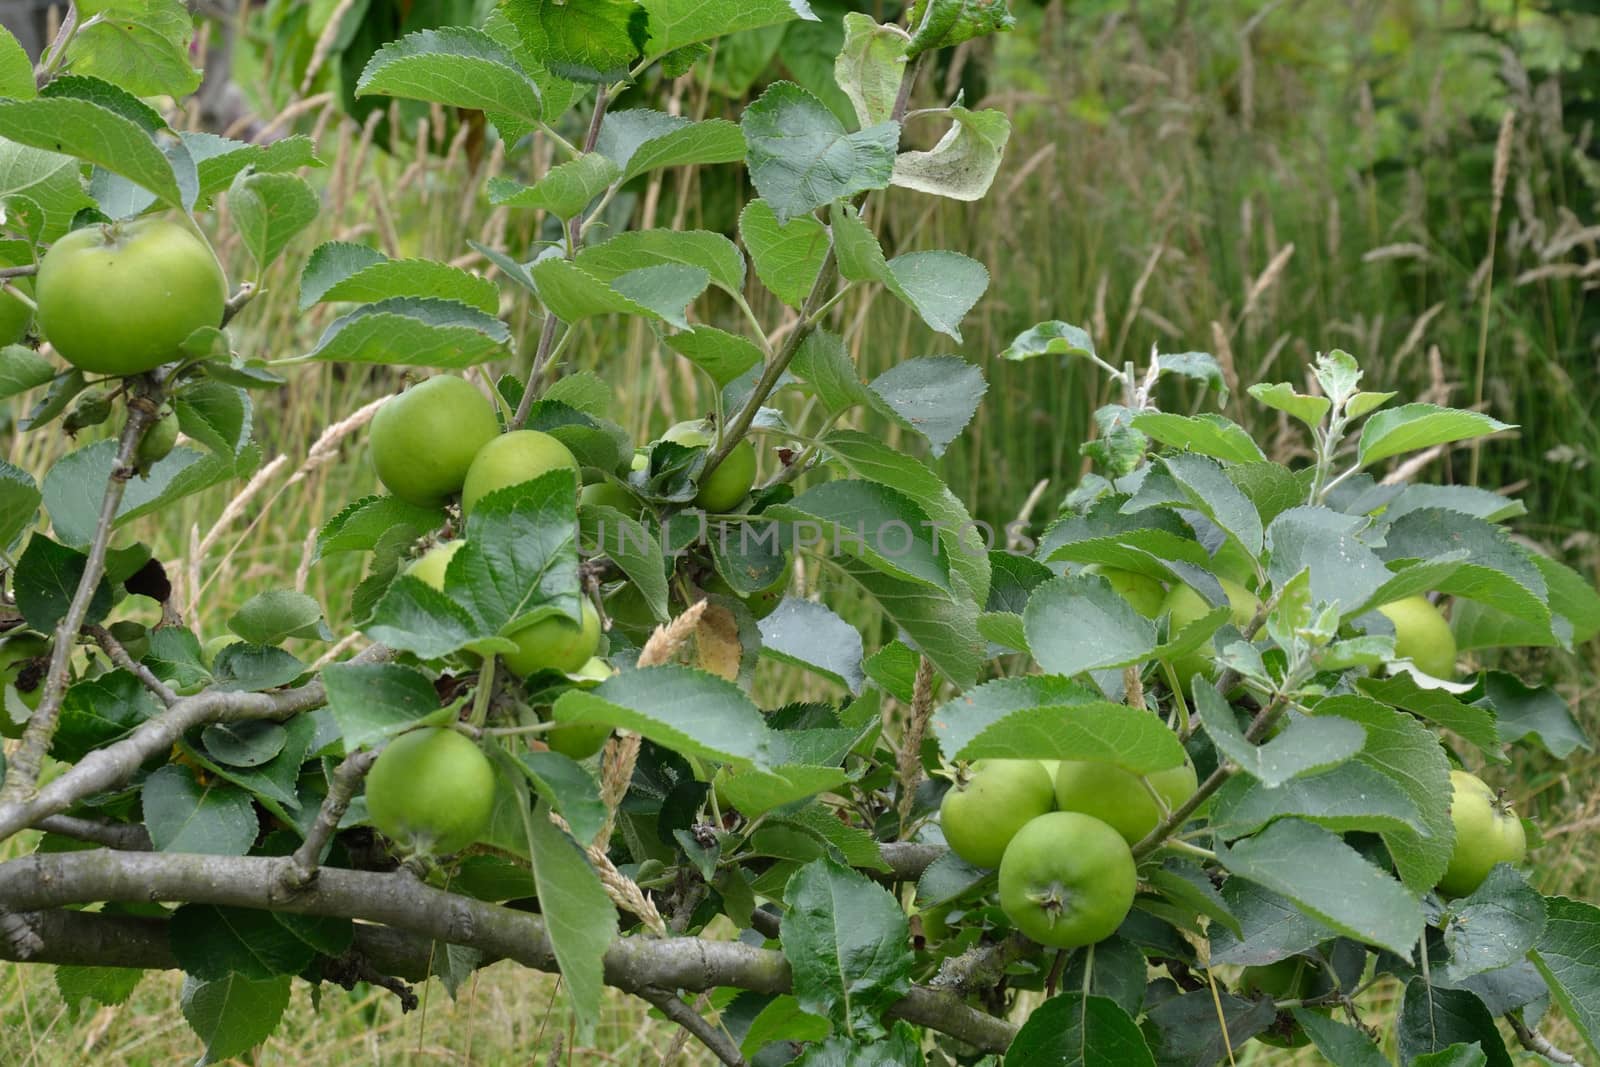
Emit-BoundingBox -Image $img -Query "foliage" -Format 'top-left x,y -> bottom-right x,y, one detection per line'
0,3 -> 1598,1066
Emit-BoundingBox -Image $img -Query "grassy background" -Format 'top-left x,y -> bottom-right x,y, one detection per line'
5,0 -> 1600,1062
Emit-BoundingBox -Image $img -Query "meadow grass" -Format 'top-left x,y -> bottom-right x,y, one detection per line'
4,1 -> 1598,1061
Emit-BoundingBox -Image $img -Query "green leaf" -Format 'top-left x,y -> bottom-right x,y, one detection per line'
174,380 -> 252,457
1001,319 -> 1096,362
53,670 -> 160,763
488,152 -> 619,219
906,0 -> 1017,56
1474,671 -> 1590,760
664,326 -> 763,388
300,297 -> 510,368
885,249 -> 988,342
228,170 -> 317,273
169,904 -> 346,981
639,0 -> 816,59
43,440 -> 259,548
1132,412 -> 1266,464
314,494 -> 443,562
209,643 -> 305,693
1295,1011 -> 1392,1067
781,858 -> 911,1039
891,106 -> 1010,202
228,590 -> 326,645
1396,980 -> 1512,1067
201,721 -> 287,769
524,808 -> 617,1039
1211,759 -> 1424,840
825,554 -> 983,686
0,142 -> 94,242
610,263 -> 709,329
1529,896 -> 1600,1060
1141,988 -> 1274,1066
553,665 -> 773,767
738,994 -> 833,1059
1136,453 -> 1264,556
0,26 -> 33,99
1208,879 -> 1338,966
0,459 -> 40,551
182,132 -> 320,199
953,699 -> 1189,771
618,117 -> 745,182
321,662 -> 441,751
1216,818 -> 1425,957
516,752 -> 607,846
739,198 -> 829,308
142,763 -> 259,855
55,966 -> 143,1020
1007,992 -> 1155,1066
1157,351 -> 1230,403
576,228 -> 746,295
502,0 -> 647,83
1195,685 -> 1366,786
1441,866 -> 1546,982
180,973 -> 290,1067
867,355 -> 986,457
0,95 -> 183,207
1358,403 -> 1512,467
768,479 -> 950,590
579,505 -> 669,622
1248,381 -> 1331,428
0,345 -> 55,402
1265,506 -> 1389,612
13,535 -> 113,633
835,14 -> 909,129
66,0 -> 200,99
298,243 -> 499,314
789,327 -> 873,414
356,27 -> 544,141
1313,694 -> 1455,893
1023,573 -> 1158,677
758,597 -> 864,692
530,257 -> 658,322
929,674 -> 1098,758
741,82 -> 898,224
1356,674 -> 1501,760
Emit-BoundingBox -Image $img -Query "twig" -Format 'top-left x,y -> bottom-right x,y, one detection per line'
1,384 -> 162,806
640,987 -> 746,1067
895,657 -> 936,838
321,945 -> 419,1012
512,313 -> 562,429
87,624 -> 177,706
0,644 -> 392,843
1507,1014 -> 1578,1065
0,852 -> 1018,1053
0,265 -> 37,280
285,748 -> 381,886
32,815 -> 151,851
221,283 -> 258,327
931,933 -> 1037,996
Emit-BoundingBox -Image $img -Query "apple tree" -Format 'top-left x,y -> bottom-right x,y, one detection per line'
2,3 -> 1600,1065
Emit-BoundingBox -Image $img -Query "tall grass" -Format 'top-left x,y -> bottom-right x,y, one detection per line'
4,0 -> 1599,1061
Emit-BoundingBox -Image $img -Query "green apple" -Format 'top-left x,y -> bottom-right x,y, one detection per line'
37,217 -> 226,375
1161,577 -> 1260,689
1438,770 -> 1527,897
1375,595 -> 1456,680
365,728 -> 496,856
407,540 -> 465,591
461,429 -> 580,514
502,599 -> 601,676
370,375 -> 500,508
1085,565 -> 1165,617
663,419 -> 756,513
998,811 -> 1136,948
939,759 -> 1056,869
1054,757 -> 1198,844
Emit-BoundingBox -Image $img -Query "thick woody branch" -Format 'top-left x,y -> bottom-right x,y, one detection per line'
0,851 -> 1016,1053
0,644 -> 391,843
2,387 -> 162,804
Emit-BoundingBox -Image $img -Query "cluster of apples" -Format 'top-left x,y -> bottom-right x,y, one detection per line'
938,755 -> 1198,948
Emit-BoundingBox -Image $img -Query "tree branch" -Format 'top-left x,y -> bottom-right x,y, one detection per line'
639,987 -> 746,1067
0,644 -> 391,844
87,623 -> 177,706
285,747 -> 380,885
1507,1013 -> 1579,1065
33,814 -> 151,850
2,385 -> 162,805
0,851 -> 1016,1053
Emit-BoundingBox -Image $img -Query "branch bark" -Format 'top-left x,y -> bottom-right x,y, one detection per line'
0,851 -> 1016,1053
2,385 -> 162,804
639,986 -> 746,1067
0,644 -> 391,844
